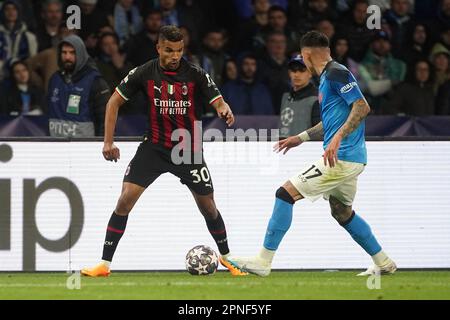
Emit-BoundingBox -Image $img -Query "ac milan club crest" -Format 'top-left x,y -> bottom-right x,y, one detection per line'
182,84 -> 188,96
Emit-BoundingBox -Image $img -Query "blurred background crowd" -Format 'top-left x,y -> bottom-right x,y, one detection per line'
0,0 -> 449,137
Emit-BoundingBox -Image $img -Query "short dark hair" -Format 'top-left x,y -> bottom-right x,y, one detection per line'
98,32 -> 119,46
241,52 -> 258,63
145,8 -> 162,19
159,25 -> 184,42
268,5 -> 286,15
10,59 -> 27,73
300,31 -> 330,49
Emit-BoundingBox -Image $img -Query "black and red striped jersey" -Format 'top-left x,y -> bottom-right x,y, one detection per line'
116,58 -> 222,150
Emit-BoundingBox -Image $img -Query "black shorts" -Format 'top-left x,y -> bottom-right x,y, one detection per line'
123,140 -> 214,195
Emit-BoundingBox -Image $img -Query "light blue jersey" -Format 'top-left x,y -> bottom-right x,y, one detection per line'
319,60 -> 367,164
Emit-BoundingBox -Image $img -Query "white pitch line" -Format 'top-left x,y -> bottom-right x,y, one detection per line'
0,281 -> 264,288
1,281 -> 449,289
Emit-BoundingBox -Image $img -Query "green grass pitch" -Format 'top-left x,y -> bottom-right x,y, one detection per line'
0,271 -> 449,300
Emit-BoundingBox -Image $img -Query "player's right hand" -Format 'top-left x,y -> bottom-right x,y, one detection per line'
274,136 -> 303,154
103,143 -> 120,162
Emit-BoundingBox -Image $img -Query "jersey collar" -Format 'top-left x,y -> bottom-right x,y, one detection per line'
320,59 -> 334,78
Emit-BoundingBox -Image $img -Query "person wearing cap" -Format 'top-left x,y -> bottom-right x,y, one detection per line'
279,55 -> 320,137
359,30 -> 406,112
47,35 -> 110,137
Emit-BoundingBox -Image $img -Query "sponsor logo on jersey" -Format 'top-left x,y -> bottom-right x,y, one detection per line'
340,82 -> 358,94
154,99 -> 192,108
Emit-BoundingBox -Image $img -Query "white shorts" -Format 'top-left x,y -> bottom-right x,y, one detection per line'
289,158 -> 365,206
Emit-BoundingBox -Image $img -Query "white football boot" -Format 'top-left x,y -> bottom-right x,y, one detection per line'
228,256 -> 272,277
357,258 -> 397,276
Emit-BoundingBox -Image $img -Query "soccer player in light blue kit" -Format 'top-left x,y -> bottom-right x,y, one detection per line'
230,31 -> 397,276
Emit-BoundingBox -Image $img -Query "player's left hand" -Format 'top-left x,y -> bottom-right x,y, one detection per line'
216,103 -> 235,127
323,134 -> 342,167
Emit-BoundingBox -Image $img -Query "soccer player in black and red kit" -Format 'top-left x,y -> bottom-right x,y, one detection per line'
81,26 -> 247,276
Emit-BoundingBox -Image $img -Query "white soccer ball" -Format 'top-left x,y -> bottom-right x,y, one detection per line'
185,245 -> 219,275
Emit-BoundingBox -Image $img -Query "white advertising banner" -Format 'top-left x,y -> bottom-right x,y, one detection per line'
0,141 -> 449,271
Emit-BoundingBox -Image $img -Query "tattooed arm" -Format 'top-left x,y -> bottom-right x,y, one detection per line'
306,121 -> 324,140
336,99 -> 370,139
323,98 -> 370,167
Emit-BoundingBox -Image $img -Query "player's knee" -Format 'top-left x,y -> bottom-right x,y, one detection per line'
276,187 -> 295,204
115,201 -> 132,215
330,204 -> 353,225
329,197 -> 350,224
115,194 -> 134,215
198,200 -> 218,220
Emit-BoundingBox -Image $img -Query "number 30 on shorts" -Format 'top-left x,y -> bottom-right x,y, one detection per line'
190,167 -> 211,184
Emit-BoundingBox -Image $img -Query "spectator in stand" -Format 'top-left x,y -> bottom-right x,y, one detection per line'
96,30 -> 146,116
258,30 -> 290,114
159,0 -> 198,42
330,34 -> 362,87
261,5 -> 300,55
113,0 -> 143,46
11,0 -> 36,32
223,58 -> 238,83
432,27 -> 450,53
430,0 -> 450,37
399,22 -> 432,68
78,0 -> 110,54
199,29 -> 229,88
429,42 -> 450,93
26,22 -> 77,93
236,0 -> 271,53
359,30 -> 407,112
35,0 -> 63,52
125,9 -> 161,67
221,53 -> 274,115
336,0 -> 376,62
95,32 -> 133,90
0,60 -> 45,116
436,79 -> 450,114
383,0 -> 416,58
47,35 -> 110,137
0,0 -> 37,81
297,0 -> 338,34
385,59 -> 435,115
233,0 -> 288,19
279,55 -> 320,137
315,18 -> 335,41
180,25 -> 200,66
